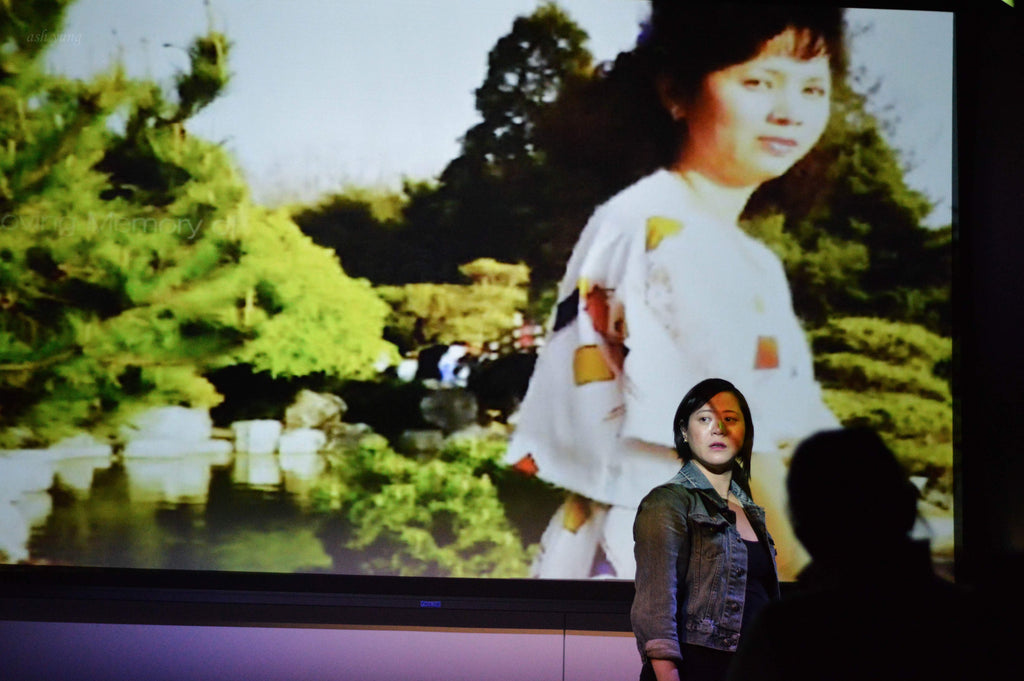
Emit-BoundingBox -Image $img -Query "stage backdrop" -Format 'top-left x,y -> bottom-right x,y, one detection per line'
0,1 -> 953,582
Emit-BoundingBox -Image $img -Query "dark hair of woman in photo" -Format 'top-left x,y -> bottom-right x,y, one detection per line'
505,0 -> 844,587
541,1 -> 848,215
632,378 -> 779,681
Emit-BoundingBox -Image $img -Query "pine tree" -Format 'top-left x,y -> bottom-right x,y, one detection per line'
0,1 -> 395,447
400,3 -> 595,283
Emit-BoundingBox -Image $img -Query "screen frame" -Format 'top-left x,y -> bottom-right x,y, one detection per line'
3,0 -> 1005,626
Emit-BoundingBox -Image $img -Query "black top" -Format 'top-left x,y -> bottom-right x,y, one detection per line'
664,538 -> 776,681
740,538 -> 774,636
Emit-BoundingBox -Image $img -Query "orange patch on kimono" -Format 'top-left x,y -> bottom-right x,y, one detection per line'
646,216 -> 683,251
755,335 -> 780,369
584,285 -> 612,335
511,453 -> 539,477
584,284 -> 628,346
574,345 -> 614,385
562,494 -> 592,533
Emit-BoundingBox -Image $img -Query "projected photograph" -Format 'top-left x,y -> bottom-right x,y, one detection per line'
0,0 -> 953,582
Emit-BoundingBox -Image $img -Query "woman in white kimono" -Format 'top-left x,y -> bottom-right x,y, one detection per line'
506,2 -> 844,581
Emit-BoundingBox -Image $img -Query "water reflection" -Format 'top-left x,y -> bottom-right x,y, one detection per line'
232,452 -> 282,490
55,457 -> 113,495
19,448 -> 337,573
125,456 -> 215,504
279,451 -> 328,502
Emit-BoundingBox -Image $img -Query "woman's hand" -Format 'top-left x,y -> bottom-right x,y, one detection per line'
652,658 -> 681,681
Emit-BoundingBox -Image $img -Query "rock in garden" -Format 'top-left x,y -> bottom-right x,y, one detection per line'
398,429 -> 445,456
120,406 -> 213,443
419,388 -> 478,434
232,420 -> 282,455
278,427 -> 327,455
284,390 -> 346,430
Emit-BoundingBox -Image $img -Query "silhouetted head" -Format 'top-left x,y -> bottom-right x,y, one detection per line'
787,427 -> 919,562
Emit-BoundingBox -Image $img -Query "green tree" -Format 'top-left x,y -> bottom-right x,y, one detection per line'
377,258 -> 530,351
401,3 -> 595,283
460,2 -> 592,170
745,79 -> 952,335
315,433 -> 534,577
291,4 -> 597,289
291,183 -> 437,284
811,316 -> 953,500
0,2 -> 395,446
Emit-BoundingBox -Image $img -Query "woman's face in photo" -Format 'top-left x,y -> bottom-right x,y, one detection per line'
684,391 -> 746,474
673,32 -> 832,187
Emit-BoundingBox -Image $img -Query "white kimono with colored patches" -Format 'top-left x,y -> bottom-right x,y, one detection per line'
506,169 -> 838,580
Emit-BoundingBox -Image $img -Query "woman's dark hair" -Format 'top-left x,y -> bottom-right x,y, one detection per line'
673,378 -> 755,493
539,2 -> 847,204
644,1 -> 847,98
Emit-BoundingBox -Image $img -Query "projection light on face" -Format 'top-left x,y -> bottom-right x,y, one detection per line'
683,391 -> 747,476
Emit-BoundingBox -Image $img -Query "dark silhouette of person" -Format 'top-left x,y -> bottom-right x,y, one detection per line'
726,427 -> 981,681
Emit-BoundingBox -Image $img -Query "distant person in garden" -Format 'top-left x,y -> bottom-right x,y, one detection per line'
506,1 -> 841,580
632,378 -> 779,681
726,427 -> 980,681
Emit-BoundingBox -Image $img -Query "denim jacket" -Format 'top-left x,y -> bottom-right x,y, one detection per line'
631,460 -> 780,664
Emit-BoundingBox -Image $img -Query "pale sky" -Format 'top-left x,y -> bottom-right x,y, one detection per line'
44,1 -> 953,226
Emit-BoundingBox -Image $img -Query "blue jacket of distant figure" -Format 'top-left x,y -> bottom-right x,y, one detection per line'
631,460 -> 780,663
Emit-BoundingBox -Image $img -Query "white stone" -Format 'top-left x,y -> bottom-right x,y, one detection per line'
123,438 -> 233,460
0,452 -> 55,500
198,440 -> 234,467
123,439 -> 188,459
0,501 -> 30,563
232,420 -> 282,455
279,451 -> 326,479
278,428 -> 326,455
183,439 -> 234,459
48,434 -> 114,460
121,406 -> 213,443
396,358 -> 418,382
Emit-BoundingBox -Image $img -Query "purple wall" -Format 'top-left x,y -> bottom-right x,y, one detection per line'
0,621 -> 639,681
